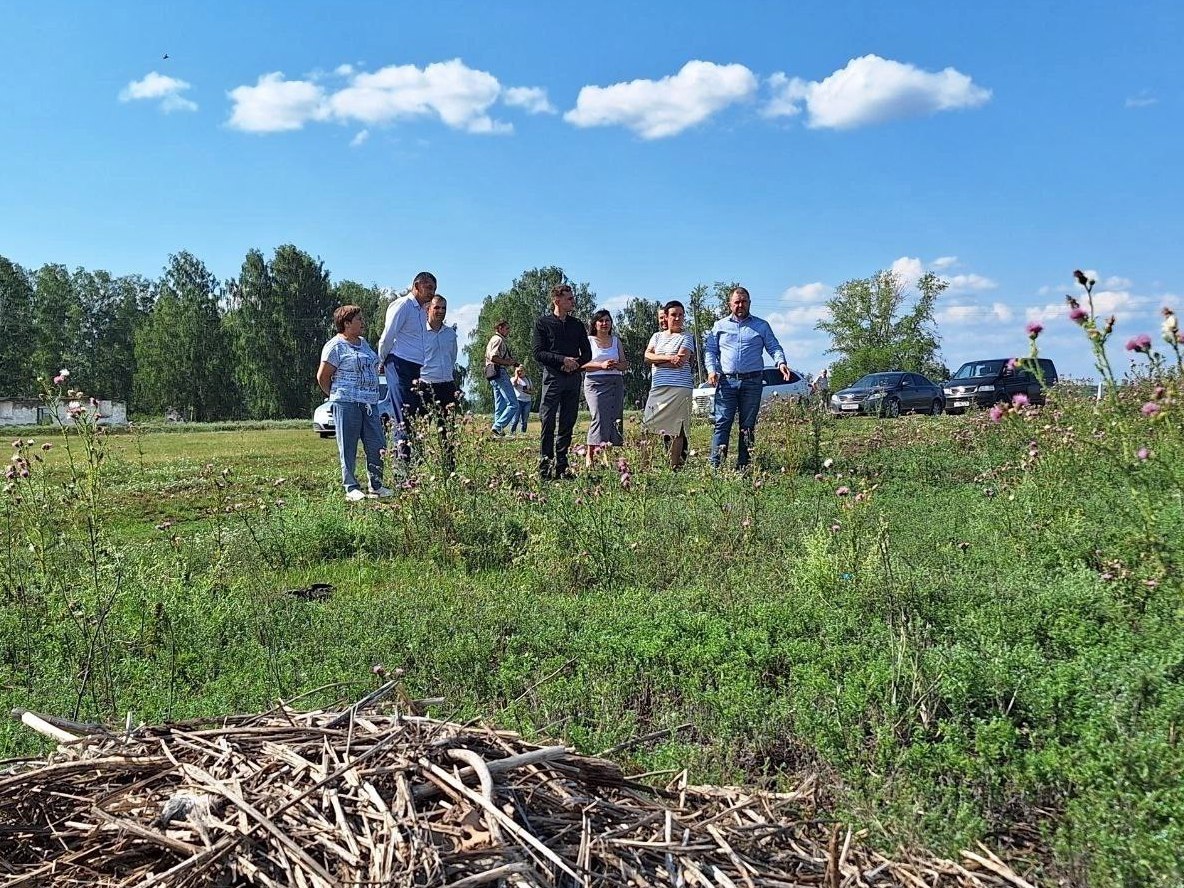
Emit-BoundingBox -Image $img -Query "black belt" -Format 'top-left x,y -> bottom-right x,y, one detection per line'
724,371 -> 762,380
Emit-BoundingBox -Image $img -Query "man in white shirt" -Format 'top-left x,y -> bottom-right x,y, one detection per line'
378,271 -> 435,461
422,295 -> 460,471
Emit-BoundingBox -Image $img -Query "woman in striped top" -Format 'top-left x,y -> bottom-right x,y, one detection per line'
642,300 -> 695,469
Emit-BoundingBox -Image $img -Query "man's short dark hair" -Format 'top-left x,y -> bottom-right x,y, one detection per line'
496,318 -> 509,327
663,300 -> 685,313
551,283 -> 574,301
731,286 -> 750,300
413,271 -> 437,288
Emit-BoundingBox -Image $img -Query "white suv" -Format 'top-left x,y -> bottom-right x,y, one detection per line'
691,367 -> 809,419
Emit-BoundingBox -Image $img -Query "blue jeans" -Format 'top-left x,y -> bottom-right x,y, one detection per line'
511,399 -> 531,432
383,356 -> 422,461
489,370 -> 517,432
331,400 -> 385,492
710,376 -> 762,468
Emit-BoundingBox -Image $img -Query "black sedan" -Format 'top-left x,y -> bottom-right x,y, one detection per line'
829,372 -> 945,418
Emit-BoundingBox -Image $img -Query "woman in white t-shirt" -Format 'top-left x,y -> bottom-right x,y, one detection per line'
511,364 -> 533,433
642,300 -> 695,469
581,309 -> 630,467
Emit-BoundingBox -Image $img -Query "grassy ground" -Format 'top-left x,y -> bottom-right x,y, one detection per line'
2,396 -> 1182,886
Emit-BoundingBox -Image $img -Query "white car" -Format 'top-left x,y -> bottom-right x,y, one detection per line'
313,380 -> 393,438
691,367 -> 809,419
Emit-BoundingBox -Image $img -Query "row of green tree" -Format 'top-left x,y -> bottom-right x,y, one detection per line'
0,246 -> 948,419
1,248 -> 389,421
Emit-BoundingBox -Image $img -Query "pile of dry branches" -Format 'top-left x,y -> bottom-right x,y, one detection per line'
1,687 -> 1039,887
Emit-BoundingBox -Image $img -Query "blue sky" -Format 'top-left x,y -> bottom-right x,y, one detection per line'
3,1 -> 1181,379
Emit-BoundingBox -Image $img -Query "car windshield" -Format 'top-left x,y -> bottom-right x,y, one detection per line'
953,361 -> 1004,379
852,373 -> 902,389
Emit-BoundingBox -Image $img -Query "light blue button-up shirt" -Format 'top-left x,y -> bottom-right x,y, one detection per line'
703,314 -> 787,375
422,323 -> 458,384
377,294 -> 427,365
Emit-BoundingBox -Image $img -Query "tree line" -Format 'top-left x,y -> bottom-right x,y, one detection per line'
0,246 -> 948,420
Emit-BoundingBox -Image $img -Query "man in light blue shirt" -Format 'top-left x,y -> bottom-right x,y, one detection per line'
703,286 -> 790,469
378,271 -> 435,461
421,294 -> 460,473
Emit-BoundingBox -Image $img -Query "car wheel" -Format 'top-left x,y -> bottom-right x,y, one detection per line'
881,398 -> 901,418
318,431 -> 333,439
929,399 -> 944,416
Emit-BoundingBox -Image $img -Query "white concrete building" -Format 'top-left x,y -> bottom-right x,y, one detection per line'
0,397 -> 127,428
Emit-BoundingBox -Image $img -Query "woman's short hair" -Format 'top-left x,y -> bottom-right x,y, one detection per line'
333,304 -> 362,333
663,300 -> 685,313
587,309 -> 613,335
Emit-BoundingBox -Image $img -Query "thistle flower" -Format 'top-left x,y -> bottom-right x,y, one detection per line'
1026,322 -> 1043,338
989,404 -> 1006,423
1141,402 -> 1161,417
1012,393 -> 1030,407
1125,334 -> 1152,353
835,486 -> 850,496
1137,447 -> 1150,461
1069,306 -> 1088,324
1073,269 -> 1094,287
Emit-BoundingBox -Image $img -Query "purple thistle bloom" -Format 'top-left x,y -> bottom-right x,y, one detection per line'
1026,322 -> 1043,337
835,486 -> 850,496
1142,402 -> 1161,417
1125,334 -> 1152,353
1012,393 -> 1030,407
1137,447 -> 1150,460
1069,307 -> 1089,324
989,404 -> 1006,423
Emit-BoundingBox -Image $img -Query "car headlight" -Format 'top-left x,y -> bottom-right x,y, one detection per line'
977,384 -> 995,392
866,391 -> 883,400
943,387 -> 953,395
830,394 -> 840,404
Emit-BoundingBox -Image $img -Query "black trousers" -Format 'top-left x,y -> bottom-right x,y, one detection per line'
538,373 -> 580,476
423,381 -> 459,472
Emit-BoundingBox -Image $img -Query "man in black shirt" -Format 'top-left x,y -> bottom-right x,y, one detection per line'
532,283 -> 593,479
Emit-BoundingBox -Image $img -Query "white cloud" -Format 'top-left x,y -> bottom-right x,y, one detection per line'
936,301 -> 1013,325
1125,92 -> 1157,108
943,273 -> 997,293
448,302 -> 483,353
350,129 -> 369,147
1103,275 -> 1133,290
931,256 -> 959,270
598,293 -> 635,315
762,73 -> 807,118
891,256 -> 925,289
227,72 -> 329,132
119,71 -> 197,113
329,59 -> 508,134
503,86 -> 556,114
565,60 -> 758,139
781,282 -> 830,303
764,54 -> 990,129
228,60 -> 534,135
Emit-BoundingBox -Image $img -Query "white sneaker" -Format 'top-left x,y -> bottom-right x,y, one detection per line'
370,486 -> 393,498
344,488 -> 367,502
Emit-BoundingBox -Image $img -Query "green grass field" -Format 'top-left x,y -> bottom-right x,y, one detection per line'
2,396 -> 1182,885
